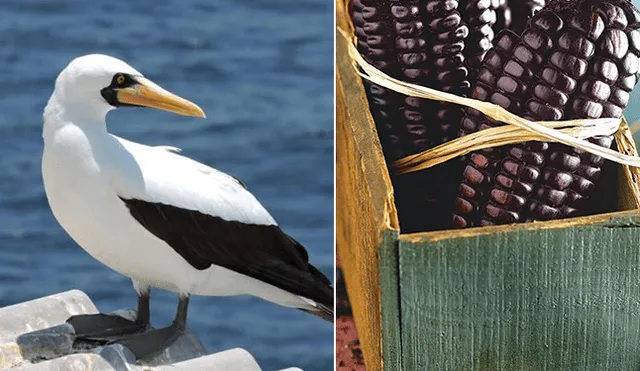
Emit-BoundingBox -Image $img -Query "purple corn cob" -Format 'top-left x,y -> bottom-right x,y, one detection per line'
453,10 -> 562,228
459,0 -> 499,77
352,0 -> 406,160
351,0 -> 472,231
527,0 -> 640,220
480,4 -> 606,225
351,0 -> 471,160
453,0 -> 640,228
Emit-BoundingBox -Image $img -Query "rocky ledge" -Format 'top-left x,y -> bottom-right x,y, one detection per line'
0,290 -> 301,371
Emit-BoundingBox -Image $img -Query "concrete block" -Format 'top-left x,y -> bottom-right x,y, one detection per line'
11,353 -> 120,371
0,290 -> 303,370
0,290 -> 96,342
154,348 -> 262,371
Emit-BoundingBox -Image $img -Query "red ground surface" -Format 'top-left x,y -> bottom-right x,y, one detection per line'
336,259 -> 366,370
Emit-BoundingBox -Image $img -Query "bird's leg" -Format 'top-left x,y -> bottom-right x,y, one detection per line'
135,286 -> 151,329
67,289 -> 150,342
112,294 -> 190,360
173,293 -> 189,329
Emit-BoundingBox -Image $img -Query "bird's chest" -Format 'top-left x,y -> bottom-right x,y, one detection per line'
42,129 -> 119,257
43,129 -> 103,214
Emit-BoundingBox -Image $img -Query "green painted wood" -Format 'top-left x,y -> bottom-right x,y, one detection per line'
379,229 -> 402,371
399,215 -> 640,371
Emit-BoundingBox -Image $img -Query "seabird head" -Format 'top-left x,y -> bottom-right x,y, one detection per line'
49,54 -> 205,122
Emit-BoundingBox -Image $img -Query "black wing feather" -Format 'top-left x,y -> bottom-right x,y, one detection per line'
120,198 -> 333,307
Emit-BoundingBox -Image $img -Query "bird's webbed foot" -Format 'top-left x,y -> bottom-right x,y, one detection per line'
67,313 -> 147,343
67,289 -> 150,343
110,321 -> 185,360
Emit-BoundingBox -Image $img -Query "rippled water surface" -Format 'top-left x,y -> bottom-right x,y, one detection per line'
0,1 -> 333,370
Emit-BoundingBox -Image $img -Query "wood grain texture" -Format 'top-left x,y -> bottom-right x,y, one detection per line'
399,212 -> 640,370
336,27 -> 401,371
379,229 -> 402,371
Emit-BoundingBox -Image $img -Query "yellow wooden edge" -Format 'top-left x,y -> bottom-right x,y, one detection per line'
401,208 -> 640,244
336,0 -> 352,36
336,26 -> 399,371
335,33 -> 398,232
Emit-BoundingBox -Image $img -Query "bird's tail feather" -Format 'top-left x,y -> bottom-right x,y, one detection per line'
299,299 -> 334,323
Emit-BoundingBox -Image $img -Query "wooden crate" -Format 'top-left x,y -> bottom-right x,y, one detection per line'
336,19 -> 640,371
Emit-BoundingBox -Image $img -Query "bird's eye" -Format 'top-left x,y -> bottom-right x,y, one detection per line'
116,74 -> 126,85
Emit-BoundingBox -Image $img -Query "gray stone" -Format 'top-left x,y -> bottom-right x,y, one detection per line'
12,324 -> 75,364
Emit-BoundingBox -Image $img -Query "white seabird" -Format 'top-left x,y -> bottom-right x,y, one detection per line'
41,54 -> 333,358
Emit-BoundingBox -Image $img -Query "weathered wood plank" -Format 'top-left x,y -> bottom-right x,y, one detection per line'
399,212 -> 640,370
379,229 -> 402,371
336,25 -> 401,371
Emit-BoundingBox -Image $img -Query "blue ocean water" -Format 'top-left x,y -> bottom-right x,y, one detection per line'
0,1 -> 333,370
